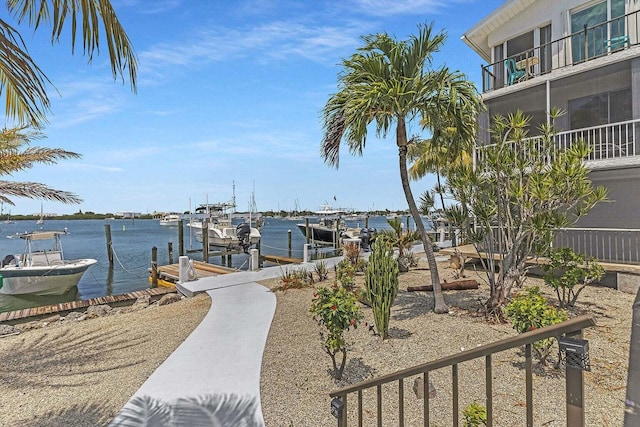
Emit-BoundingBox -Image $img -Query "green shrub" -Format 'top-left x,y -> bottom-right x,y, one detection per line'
543,247 -> 604,308
336,258 -> 356,289
276,267 -> 312,291
364,237 -> 399,340
314,260 -> 329,282
310,283 -> 363,379
504,286 -> 568,364
463,401 -> 487,427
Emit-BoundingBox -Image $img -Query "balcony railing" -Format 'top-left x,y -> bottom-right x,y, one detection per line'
475,119 -> 640,167
329,315 -> 596,426
554,227 -> 640,264
482,10 -> 640,92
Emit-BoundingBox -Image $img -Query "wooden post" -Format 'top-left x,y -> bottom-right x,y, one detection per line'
365,216 -> 369,228
168,242 -> 173,264
305,217 -> 310,244
288,229 -> 292,258
335,218 -> 340,249
226,254 -> 232,268
178,219 -> 184,256
104,224 -> 114,267
151,246 -> 158,287
202,219 -> 209,262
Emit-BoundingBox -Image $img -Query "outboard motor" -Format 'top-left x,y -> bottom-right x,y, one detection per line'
360,228 -> 371,252
1,254 -> 15,267
236,223 -> 252,253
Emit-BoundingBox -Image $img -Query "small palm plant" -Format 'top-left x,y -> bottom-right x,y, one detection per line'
379,217 -> 419,272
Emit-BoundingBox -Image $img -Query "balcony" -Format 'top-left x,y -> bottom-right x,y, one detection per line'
482,10 -> 640,93
476,119 -> 640,169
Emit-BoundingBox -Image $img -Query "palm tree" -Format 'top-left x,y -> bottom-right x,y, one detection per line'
0,126 -> 82,205
320,23 -> 481,313
1,0 -> 137,126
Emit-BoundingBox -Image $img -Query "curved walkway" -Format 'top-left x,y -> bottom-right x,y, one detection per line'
110,274 -> 278,425
110,255 -> 350,426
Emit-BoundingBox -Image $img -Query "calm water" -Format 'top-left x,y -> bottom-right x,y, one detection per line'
0,216 -> 406,312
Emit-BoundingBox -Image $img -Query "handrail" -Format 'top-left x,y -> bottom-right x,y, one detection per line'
330,314 -> 595,397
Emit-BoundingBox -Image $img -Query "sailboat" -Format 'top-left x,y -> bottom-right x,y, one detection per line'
1,202 -> 14,224
36,203 -> 45,225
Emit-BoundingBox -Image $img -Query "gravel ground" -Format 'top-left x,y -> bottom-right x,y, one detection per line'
259,256 -> 635,427
0,293 -> 211,427
0,255 -> 634,427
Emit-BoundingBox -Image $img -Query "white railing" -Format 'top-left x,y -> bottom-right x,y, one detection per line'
554,227 -> 640,264
476,119 -> 640,167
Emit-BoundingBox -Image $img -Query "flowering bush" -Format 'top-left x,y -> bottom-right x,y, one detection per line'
504,286 -> 567,364
310,283 -> 363,379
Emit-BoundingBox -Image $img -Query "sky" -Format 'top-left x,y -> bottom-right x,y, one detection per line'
5,0 -> 505,216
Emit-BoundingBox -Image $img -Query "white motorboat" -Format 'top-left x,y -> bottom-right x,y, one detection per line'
187,203 -> 261,252
159,213 -> 181,227
0,230 -> 97,296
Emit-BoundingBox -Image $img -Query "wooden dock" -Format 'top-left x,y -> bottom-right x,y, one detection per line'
439,244 -> 640,275
155,260 -> 237,283
260,254 -> 303,265
0,287 -> 177,323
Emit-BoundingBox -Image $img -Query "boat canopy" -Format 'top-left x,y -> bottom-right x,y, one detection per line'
18,231 -> 67,240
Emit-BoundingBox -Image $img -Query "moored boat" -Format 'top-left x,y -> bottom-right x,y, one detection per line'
0,230 -> 97,295
297,205 -> 362,245
187,203 -> 261,252
159,213 -> 181,227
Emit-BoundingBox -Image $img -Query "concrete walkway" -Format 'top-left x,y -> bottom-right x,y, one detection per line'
109,259 -> 342,426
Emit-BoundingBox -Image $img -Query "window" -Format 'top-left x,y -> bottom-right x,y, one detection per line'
507,31 -> 534,60
571,0 -> 626,63
539,24 -> 552,74
568,89 -> 631,129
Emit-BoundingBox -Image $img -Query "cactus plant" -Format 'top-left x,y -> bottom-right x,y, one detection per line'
364,237 -> 399,339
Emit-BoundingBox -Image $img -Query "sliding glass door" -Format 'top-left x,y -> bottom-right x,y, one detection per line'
571,0 -> 625,63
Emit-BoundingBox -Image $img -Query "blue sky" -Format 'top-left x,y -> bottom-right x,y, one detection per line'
7,0 -> 504,216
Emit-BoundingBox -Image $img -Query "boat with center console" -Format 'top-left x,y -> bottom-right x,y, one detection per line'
0,230 -> 97,295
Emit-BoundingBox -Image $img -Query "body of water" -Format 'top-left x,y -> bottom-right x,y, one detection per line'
0,215 -> 412,313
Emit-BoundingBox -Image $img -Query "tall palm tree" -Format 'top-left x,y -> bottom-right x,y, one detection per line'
1,0 -> 138,126
321,23 -> 481,313
0,126 -> 82,205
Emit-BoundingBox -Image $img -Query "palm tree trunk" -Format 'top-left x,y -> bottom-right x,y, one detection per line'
397,119 -> 449,313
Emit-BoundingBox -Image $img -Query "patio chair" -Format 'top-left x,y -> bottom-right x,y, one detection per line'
506,58 -> 526,85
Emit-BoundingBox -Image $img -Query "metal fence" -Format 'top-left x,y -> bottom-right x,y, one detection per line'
329,315 -> 596,427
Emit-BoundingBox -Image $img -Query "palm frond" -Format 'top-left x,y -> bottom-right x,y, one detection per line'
0,19 -> 50,125
0,180 -> 82,204
7,0 -> 138,91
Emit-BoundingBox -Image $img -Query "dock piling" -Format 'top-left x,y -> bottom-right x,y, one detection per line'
104,224 -> 114,267
178,219 -> 184,256
151,246 -> 158,287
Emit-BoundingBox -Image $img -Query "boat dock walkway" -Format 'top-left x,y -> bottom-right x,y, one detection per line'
0,287 -> 177,323
439,244 -> 640,274
155,260 -> 237,283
